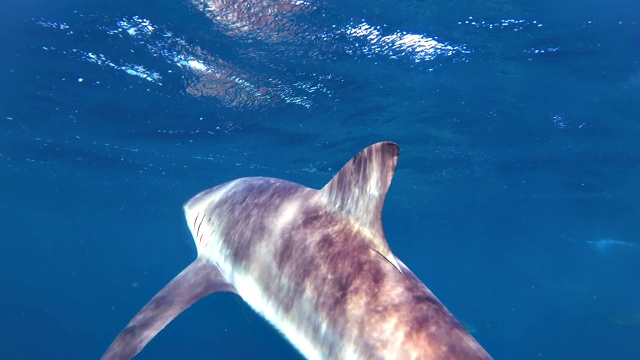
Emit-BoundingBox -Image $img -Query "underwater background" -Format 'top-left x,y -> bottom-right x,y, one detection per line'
1,0 -> 639,359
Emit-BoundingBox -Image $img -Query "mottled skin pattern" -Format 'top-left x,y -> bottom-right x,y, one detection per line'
102,142 -> 492,359
183,142 -> 491,359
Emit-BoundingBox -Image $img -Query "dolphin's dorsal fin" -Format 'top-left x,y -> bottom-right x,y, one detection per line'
320,141 -> 401,272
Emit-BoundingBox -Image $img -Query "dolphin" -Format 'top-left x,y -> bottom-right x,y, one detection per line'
102,142 -> 492,359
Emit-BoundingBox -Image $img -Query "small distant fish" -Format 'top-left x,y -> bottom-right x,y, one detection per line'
606,314 -> 640,328
587,238 -> 637,255
460,320 -> 478,334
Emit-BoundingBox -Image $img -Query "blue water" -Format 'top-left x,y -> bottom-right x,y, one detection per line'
1,0 -> 639,359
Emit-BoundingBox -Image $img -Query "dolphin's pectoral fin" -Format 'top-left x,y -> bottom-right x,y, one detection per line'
102,257 -> 235,360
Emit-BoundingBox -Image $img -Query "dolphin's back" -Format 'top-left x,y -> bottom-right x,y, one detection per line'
184,143 -> 490,359
201,182 -> 489,359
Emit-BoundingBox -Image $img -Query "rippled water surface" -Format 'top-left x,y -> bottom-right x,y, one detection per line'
1,0 -> 639,359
